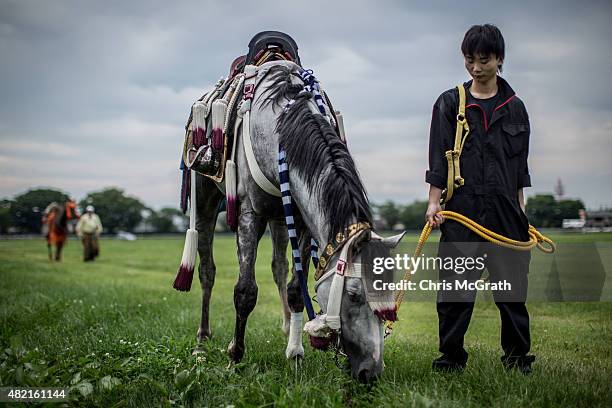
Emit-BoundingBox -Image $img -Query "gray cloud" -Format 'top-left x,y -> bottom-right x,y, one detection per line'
0,0 -> 611,209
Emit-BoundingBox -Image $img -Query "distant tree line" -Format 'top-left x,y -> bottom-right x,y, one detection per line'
0,187 -> 186,234
524,194 -> 585,228
374,194 -> 588,230
0,187 -> 593,234
374,200 -> 429,230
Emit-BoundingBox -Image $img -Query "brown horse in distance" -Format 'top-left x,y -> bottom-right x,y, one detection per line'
42,200 -> 79,261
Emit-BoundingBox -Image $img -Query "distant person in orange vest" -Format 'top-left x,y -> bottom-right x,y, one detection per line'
76,205 -> 103,261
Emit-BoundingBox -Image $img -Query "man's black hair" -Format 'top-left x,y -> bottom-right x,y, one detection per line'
461,24 -> 505,72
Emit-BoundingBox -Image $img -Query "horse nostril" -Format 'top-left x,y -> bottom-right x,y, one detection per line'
358,369 -> 370,383
355,360 -> 383,383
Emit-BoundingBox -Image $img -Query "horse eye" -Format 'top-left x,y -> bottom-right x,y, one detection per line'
347,290 -> 363,303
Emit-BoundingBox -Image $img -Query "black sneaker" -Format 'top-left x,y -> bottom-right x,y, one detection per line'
501,354 -> 535,374
432,355 -> 466,372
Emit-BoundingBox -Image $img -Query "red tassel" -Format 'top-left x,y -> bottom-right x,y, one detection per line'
173,264 -> 194,291
211,99 -> 227,152
174,228 -> 198,292
309,335 -> 332,350
374,308 -> 398,322
225,160 -> 237,232
212,128 -> 223,151
194,128 -> 205,148
226,195 -> 237,232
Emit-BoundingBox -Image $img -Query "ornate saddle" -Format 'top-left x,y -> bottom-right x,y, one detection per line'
181,70 -> 243,181
181,31 -> 302,183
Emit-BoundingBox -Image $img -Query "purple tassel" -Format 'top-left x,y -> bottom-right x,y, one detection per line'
194,128 -> 205,148
212,128 -> 223,151
211,99 -> 227,152
309,335 -> 332,350
374,308 -> 398,322
226,195 -> 237,232
309,331 -> 339,351
180,169 -> 190,214
224,160 -> 238,231
175,168 -> 198,292
173,264 -> 194,291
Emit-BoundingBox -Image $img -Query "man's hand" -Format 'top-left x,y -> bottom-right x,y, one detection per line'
426,185 -> 445,228
518,188 -> 526,214
426,202 -> 445,228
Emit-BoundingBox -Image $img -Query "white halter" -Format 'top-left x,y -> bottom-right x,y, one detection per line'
304,231 -> 364,338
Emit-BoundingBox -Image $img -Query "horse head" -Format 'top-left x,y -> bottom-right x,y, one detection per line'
307,231 -> 406,383
54,200 -> 78,231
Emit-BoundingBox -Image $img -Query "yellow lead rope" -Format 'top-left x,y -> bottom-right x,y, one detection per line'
385,210 -> 555,336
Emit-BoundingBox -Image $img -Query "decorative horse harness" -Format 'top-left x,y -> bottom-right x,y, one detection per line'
276,67 -> 384,347
178,54 -> 389,349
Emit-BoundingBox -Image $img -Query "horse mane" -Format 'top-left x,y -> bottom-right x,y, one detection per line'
267,65 -> 372,242
55,202 -> 68,229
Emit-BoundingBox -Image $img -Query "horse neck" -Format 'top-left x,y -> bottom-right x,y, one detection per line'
56,205 -> 67,227
247,61 -> 360,246
286,169 -> 357,247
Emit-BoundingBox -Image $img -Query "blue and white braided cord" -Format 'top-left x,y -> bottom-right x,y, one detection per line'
283,68 -> 328,115
279,68 -> 329,320
279,149 -> 317,320
310,239 -> 319,268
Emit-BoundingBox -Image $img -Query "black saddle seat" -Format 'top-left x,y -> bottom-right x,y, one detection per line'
246,31 -> 301,66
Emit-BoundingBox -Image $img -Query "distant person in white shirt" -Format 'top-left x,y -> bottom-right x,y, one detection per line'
76,205 -> 103,262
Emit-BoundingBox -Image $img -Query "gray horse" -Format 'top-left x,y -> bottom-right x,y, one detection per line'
193,60 -> 404,383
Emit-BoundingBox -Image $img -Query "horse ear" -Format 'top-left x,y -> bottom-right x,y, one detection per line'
380,231 -> 406,249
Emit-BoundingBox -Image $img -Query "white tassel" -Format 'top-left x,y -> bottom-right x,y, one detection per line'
225,114 -> 241,232
174,170 -> 198,291
192,101 -> 207,148
225,159 -> 238,231
211,99 -> 228,151
335,110 -> 346,142
192,101 -> 207,131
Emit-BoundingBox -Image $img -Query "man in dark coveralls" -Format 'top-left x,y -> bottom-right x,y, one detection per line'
425,24 -> 535,373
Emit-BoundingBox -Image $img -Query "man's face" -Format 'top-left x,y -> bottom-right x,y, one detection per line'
464,53 -> 501,83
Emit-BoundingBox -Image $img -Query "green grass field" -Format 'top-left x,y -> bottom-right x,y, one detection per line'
1,233 -> 611,407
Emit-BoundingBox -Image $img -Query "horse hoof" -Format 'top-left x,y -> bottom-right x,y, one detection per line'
192,346 -> 206,355
285,343 -> 304,359
197,328 -> 212,343
227,339 -> 244,363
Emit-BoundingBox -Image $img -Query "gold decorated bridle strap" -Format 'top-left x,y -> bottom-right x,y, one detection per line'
314,222 -> 372,280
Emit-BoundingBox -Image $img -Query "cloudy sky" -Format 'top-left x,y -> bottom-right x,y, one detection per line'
1,0 -> 611,210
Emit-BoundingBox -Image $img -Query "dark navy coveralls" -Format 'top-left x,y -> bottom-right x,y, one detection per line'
426,76 -> 533,365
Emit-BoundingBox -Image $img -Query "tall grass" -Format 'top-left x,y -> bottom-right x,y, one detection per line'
0,234 -> 610,407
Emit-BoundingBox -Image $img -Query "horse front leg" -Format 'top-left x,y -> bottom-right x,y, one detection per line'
268,218 -> 291,336
227,205 -> 267,363
194,175 -> 223,346
55,241 -> 64,261
285,227 -> 313,360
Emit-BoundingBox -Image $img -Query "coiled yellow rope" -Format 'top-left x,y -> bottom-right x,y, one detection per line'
385,210 -> 555,336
